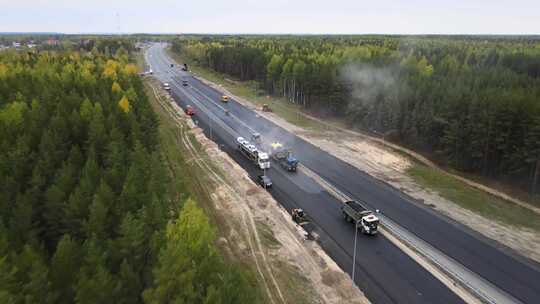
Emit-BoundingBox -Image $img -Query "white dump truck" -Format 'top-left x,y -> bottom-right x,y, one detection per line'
341,200 -> 380,235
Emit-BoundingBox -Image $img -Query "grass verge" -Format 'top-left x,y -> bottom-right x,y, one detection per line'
256,221 -> 281,249
408,163 -> 540,232
273,259 -> 317,304
144,77 -> 270,299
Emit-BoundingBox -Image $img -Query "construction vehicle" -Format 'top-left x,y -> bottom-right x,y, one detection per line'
185,105 -> 195,116
220,95 -> 229,103
291,208 -> 315,240
262,104 -> 271,112
341,201 -> 379,235
237,137 -> 270,170
270,142 -> 299,172
292,208 -> 307,224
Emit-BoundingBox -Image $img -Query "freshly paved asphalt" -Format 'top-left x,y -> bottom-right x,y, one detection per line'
146,43 -> 540,304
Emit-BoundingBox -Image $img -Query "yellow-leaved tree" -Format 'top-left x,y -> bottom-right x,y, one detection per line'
0,101 -> 27,129
118,96 -> 130,113
123,64 -> 138,76
102,60 -> 118,80
417,56 -> 434,78
111,82 -> 122,94
0,63 -> 8,79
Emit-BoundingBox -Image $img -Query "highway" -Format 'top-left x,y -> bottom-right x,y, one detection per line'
145,43 -> 540,304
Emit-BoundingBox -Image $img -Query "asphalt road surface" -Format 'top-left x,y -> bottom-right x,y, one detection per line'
146,43 -> 540,304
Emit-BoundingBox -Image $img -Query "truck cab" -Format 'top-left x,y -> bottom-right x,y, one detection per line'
257,152 -> 270,169
284,155 -> 298,171
185,105 -> 195,116
358,212 -> 379,235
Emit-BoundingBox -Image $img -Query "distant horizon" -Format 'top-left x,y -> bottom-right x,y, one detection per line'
1,32 -> 540,37
2,1 -> 538,35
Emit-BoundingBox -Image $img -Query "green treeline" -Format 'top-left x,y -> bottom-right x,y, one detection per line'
0,47 -> 256,303
172,36 -> 540,193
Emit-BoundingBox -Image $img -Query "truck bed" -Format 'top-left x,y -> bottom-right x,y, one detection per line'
345,200 -> 367,212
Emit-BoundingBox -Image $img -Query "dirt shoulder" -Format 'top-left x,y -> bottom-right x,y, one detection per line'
146,77 -> 370,304
195,76 -> 540,264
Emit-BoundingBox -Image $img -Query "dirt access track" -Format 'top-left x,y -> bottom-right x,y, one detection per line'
148,79 -> 370,304
197,77 -> 540,264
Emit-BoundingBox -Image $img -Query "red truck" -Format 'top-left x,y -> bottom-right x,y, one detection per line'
185,105 -> 195,116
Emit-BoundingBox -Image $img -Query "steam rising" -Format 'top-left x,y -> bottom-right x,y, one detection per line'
340,64 -> 399,110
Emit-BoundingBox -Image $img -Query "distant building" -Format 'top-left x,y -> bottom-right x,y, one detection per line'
44,38 -> 59,46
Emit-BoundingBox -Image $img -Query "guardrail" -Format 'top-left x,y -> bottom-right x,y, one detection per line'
298,164 -> 521,304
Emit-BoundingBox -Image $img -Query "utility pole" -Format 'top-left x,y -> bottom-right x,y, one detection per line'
352,220 -> 359,285
209,116 -> 213,140
263,167 -> 266,189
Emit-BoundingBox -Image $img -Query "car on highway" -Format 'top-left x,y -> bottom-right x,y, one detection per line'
220,95 -> 229,103
170,63 -> 174,68
257,175 -> 272,188
139,70 -> 153,76
182,80 -> 188,86
163,82 -> 171,91
251,132 -> 261,144
185,105 -> 195,116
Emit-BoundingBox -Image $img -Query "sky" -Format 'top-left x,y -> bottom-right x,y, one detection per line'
0,0 -> 538,35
